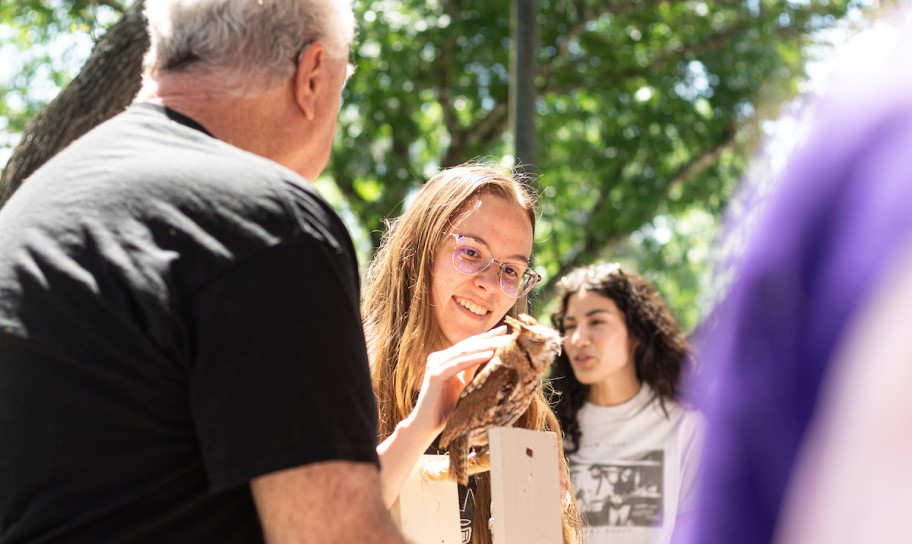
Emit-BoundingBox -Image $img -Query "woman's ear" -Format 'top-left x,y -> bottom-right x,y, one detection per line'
628,335 -> 640,360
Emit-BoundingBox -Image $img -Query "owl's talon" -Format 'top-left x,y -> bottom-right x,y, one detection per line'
467,450 -> 491,475
421,456 -> 452,481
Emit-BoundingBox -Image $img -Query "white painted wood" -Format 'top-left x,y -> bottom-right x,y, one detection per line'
488,427 -> 562,544
391,454 -> 462,544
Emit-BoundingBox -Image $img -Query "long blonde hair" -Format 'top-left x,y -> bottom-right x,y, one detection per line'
363,163 -> 580,543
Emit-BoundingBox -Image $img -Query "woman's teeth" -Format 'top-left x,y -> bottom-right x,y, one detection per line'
457,298 -> 487,316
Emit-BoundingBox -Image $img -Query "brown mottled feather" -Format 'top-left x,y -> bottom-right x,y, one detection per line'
438,314 -> 561,485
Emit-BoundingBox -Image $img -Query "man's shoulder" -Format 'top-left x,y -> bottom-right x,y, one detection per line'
9,102 -> 352,253
4,104 -> 351,269
58,104 -> 324,223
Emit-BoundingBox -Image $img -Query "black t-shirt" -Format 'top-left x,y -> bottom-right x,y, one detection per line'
0,104 -> 379,543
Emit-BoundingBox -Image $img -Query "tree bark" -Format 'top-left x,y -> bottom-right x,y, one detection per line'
0,0 -> 147,206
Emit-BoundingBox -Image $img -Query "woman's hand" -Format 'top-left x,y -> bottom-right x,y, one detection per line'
410,325 -> 512,438
376,325 -> 512,508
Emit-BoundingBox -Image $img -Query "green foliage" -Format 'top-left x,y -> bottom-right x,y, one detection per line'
0,0 -> 124,155
332,0 -> 515,244
331,0 -> 867,327
1,0 -> 880,330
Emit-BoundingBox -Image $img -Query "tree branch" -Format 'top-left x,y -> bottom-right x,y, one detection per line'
437,0 -> 463,156
536,229 -> 628,307
442,1 -> 655,168
442,0 -> 676,168
475,101 -> 510,148
665,127 -> 737,192
539,0 -> 663,84
540,2 -> 633,79
441,101 -> 509,167
1,0 -> 147,205
541,14 -> 810,97
537,122 -> 739,302
540,12 -> 751,96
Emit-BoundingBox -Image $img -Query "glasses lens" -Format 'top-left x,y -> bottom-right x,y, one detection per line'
517,270 -> 540,297
452,237 -> 491,274
451,234 -> 539,298
499,263 -> 525,296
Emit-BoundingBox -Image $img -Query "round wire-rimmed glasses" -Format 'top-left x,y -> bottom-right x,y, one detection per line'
447,233 -> 542,298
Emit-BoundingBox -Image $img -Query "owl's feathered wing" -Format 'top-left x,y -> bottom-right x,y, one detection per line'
440,362 -> 521,448
438,361 -> 522,485
438,315 -> 553,485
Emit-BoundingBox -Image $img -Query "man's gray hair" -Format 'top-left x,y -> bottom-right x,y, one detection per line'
144,0 -> 355,96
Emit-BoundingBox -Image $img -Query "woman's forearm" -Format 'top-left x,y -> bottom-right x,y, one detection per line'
376,414 -> 439,509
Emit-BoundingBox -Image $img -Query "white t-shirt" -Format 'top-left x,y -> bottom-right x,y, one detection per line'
566,384 -> 705,544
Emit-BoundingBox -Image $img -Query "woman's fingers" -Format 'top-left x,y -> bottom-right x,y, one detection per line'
425,351 -> 490,382
427,336 -> 511,378
444,328 -> 511,357
443,325 -> 509,355
445,350 -> 495,373
478,324 -> 508,337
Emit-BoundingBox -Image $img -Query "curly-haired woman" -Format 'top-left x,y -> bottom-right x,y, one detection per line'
550,263 -> 704,544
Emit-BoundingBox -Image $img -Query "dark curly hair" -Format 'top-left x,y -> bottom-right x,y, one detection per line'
549,263 -> 692,453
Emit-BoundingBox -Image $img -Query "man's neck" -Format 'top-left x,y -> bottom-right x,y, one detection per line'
138,74 -> 309,176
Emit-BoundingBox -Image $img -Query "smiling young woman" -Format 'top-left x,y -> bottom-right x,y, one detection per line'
363,163 -> 581,544
429,195 -> 534,348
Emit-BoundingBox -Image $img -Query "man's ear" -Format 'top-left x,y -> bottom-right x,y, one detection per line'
293,42 -> 327,122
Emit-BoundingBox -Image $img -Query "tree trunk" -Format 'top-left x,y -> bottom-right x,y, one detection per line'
0,0 -> 147,206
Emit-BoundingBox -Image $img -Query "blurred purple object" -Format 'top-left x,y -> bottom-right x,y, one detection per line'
688,28 -> 912,544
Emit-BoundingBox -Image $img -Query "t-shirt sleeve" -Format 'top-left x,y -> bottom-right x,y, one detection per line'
187,235 -> 379,490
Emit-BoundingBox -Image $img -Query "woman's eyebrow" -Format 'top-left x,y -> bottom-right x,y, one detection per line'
457,232 -> 531,263
565,309 -> 612,323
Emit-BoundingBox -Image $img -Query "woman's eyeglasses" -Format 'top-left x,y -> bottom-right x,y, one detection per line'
447,233 -> 542,298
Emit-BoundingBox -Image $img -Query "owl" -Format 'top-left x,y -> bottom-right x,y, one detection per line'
438,313 -> 562,485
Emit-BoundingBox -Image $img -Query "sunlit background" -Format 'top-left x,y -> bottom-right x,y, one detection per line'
1,0 -> 905,332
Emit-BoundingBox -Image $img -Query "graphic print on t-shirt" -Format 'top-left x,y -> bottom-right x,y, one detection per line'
571,450 -> 664,529
459,484 -> 475,543
457,476 -> 478,543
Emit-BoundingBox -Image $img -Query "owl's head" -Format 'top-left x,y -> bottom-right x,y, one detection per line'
502,314 -> 562,372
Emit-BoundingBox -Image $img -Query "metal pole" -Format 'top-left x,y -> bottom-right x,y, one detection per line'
510,0 -> 539,181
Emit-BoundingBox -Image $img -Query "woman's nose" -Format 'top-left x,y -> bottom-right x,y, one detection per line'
473,264 -> 501,291
570,327 -> 588,346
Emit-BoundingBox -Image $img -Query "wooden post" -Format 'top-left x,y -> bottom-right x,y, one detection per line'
489,427 -> 562,543
390,454 -> 462,544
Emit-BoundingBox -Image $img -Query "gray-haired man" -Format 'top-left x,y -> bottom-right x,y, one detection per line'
0,1 -> 404,542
